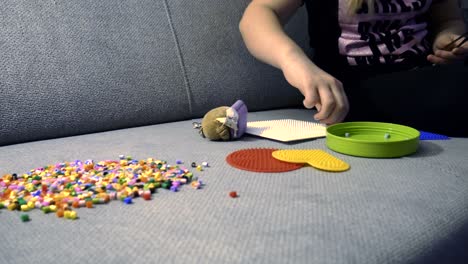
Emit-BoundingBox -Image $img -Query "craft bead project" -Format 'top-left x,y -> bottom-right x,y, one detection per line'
272,149 -> 350,172
245,119 -> 326,142
226,148 -> 303,173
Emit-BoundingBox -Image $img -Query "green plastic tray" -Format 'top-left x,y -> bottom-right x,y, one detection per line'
326,122 -> 420,158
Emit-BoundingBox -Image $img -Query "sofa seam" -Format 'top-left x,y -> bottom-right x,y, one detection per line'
162,0 -> 194,117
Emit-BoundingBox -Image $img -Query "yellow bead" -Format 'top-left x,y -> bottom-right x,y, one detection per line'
27,201 -> 35,209
21,204 -> 30,211
7,203 -> 17,211
49,205 -> 57,212
68,211 -> 77,220
64,210 -> 71,219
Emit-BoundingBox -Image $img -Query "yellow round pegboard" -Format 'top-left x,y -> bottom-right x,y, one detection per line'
272,149 -> 350,172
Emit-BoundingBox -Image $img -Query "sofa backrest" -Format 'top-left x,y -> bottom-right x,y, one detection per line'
0,0 -> 309,146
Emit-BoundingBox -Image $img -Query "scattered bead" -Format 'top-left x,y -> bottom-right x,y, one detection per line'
196,165 -> 203,171
56,209 -> 64,218
67,210 -> 78,220
7,203 -> 18,211
123,197 -> 132,204
191,162 -> 197,168
20,204 -> 29,211
142,191 -> 151,201
384,133 -> 391,140
42,206 -> 51,214
0,155 -> 205,221
191,181 -> 202,189
345,132 -> 350,138
229,191 -> 238,198
20,214 -> 30,222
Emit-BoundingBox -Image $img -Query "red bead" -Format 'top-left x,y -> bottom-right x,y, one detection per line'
229,191 -> 238,198
142,192 -> 151,201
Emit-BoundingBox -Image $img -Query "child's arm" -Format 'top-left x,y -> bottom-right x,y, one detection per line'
239,0 -> 349,124
427,0 -> 467,64
239,0 -> 303,69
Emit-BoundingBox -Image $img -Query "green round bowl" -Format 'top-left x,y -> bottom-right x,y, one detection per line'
326,122 -> 420,158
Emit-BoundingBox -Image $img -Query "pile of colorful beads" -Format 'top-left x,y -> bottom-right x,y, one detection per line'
0,155 -> 204,221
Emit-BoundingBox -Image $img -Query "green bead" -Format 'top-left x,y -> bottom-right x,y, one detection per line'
42,206 -> 51,214
20,214 -> 30,222
161,181 -> 171,189
18,198 -> 27,206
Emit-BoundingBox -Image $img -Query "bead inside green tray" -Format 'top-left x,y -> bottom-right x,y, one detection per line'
326,122 -> 420,158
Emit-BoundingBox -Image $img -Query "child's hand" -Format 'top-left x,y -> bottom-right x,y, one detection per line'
281,51 -> 349,125
427,32 -> 468,64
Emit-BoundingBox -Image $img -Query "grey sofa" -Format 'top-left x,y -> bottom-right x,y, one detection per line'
1,1 -> 467,264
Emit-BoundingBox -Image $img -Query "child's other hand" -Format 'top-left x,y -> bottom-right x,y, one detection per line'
281,51 -> 349,125
427,32 -> 468,64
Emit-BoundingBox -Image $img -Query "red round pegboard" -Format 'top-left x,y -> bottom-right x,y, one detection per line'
226,148 -> 303,173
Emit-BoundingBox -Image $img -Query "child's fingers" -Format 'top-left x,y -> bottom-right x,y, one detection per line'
313,85 -> 336,121
302,85 -> 319,109
320,82 -> 348,125
434,49 -> 459,60
427,54 -> 450,65
452,47 -> 468,57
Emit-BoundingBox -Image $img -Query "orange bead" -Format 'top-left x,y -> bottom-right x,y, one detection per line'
85,201 -> 93,208
72,201 -> 80,208
56,209 -> 64,218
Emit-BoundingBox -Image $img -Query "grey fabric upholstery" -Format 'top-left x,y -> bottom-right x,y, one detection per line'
0,0 -> 191,146
167,0 -> 306,117
0,109 -> 467,264
0,0 -> 307,146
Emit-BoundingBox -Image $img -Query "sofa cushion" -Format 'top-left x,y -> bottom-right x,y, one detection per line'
1,108 -> 467,263
166,0 -> 308,117
0,0 -> 191,146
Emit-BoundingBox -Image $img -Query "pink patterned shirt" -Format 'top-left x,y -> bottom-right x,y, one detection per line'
338,0 -> 434,65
